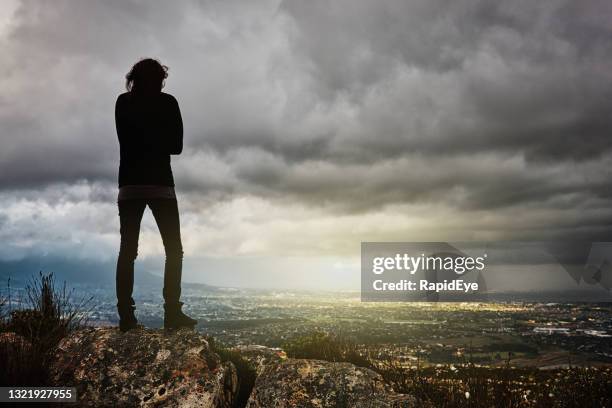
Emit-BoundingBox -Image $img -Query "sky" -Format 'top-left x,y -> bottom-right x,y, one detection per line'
1,0 -> 612,289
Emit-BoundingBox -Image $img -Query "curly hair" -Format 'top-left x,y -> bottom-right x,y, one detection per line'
125,58 -> 168,93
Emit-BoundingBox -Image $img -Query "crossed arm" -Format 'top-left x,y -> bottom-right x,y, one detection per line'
115,93 -> 183,155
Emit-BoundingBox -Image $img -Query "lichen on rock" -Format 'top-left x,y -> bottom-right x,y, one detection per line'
50,327 -> 236,407
246,358 -> 416,408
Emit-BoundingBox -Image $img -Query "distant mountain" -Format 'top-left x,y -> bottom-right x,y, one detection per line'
0,256 -> 113,286
0,256 -> 218,291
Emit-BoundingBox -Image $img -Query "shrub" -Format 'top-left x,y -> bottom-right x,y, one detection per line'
0,272 -> 92,386
283,331 -> 373,369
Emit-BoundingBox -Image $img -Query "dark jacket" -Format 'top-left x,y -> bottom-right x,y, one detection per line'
115,91 -> 183,187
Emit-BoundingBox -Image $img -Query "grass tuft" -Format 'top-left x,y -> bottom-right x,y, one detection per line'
0,272 -> 92,386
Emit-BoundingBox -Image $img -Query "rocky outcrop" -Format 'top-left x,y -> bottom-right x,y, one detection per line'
48,327 -> 416,407
246,358 -> 417,408
233,344 -> 287,374
50,327 -> 237,407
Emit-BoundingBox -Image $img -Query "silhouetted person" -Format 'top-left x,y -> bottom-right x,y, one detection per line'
115,58 -> 196,332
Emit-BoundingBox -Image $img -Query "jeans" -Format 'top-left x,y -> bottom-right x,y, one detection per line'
116,198 -> 183,309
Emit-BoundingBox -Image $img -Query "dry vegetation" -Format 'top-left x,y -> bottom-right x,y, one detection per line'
283,331 -> 612,408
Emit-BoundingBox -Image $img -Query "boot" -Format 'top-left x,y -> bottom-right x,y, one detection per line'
118,304 -> 139,332
164,302 -> 197,330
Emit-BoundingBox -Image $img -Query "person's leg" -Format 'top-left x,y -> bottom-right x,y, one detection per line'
148,198 -> 184,306
116,199 -> 146,322
149,197 -> 197,329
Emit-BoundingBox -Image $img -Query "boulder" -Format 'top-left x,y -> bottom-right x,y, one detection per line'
233,344 -> 287,374
51,327 -> 237,407
246,358 -> 417,408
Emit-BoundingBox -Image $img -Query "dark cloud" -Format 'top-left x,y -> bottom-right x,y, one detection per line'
278,0 -> 612,161
1,0 -> 612,253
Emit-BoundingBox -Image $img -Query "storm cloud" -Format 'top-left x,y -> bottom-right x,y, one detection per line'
1,0 -> 612,288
